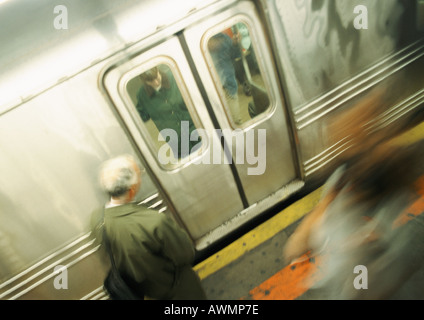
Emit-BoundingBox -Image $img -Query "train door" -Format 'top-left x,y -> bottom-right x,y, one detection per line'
183,2 -> 301,206
103,1 -> 301,250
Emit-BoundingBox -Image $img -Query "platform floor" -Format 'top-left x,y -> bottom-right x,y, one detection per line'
194,121 -> 424,300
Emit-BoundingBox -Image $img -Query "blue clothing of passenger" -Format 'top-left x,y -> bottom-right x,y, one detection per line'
136,67 -> 199,158
209,33 -> 241,97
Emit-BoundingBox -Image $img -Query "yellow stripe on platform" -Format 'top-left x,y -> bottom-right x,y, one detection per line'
390,121 -> 424,146
194,186 -> 323,280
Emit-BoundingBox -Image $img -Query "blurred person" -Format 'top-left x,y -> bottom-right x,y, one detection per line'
226,24 -> 254,97
283,90 -> 424,299
208,32 -> 243,124
136,65 -> 200,159
91,154 -> 207,300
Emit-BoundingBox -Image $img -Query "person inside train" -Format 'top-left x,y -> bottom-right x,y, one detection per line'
208,31 -> 243,125
136,65 -> 200,159
90,154 -> 207,300
282,89 -> 424,299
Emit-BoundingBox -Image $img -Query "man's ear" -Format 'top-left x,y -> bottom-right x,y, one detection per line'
127,185 -> 137,201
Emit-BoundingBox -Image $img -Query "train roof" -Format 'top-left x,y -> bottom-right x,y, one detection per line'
0,0 -> 223,112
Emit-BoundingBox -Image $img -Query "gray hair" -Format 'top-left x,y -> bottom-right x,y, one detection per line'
99,154 -> 140,198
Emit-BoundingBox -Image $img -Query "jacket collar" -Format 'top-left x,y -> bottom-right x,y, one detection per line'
105,202 -> 140,217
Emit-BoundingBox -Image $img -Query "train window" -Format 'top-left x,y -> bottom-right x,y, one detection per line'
205,21 -> 270,127
126,62 -> 202,167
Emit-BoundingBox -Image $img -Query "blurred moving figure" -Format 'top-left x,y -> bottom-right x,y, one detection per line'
283,90 -> 424,299
91,154 -> 206,300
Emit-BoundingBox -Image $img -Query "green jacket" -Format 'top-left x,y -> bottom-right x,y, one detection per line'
91,203 -> 205,299
136,68 -> 199,158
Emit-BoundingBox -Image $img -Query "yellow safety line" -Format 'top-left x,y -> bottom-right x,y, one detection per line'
195,120 -> 424,280
194,186 -> 323,279
390,121 -> 424,146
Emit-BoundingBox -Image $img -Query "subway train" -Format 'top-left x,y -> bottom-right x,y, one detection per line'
0,0 -> 424,300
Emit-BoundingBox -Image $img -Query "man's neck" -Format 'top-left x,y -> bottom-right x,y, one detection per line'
107,196 -> 131,208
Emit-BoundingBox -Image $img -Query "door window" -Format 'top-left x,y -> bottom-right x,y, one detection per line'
126,61 -> 202,167
205,21 -> 271,127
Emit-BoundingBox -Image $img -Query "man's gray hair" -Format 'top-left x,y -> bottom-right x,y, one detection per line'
99,154 -> 140,198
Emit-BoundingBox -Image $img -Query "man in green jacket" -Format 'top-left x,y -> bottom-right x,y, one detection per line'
91,154 -> 206,299
136,65 -> 200,159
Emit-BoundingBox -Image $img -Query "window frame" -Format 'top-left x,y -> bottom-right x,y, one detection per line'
118,55 -> 207,171
201,14 -> 276,129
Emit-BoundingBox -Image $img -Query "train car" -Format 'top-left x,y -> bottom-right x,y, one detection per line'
0,0 -> 423,299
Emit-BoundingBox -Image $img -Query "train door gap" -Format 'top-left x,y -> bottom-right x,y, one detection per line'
177,31 -> 249,209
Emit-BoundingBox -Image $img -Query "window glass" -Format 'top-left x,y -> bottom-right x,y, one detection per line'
206,22 -> 270,126
126,63 -> 202,166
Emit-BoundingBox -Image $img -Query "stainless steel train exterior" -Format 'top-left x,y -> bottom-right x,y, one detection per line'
0,0 -> 423,299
